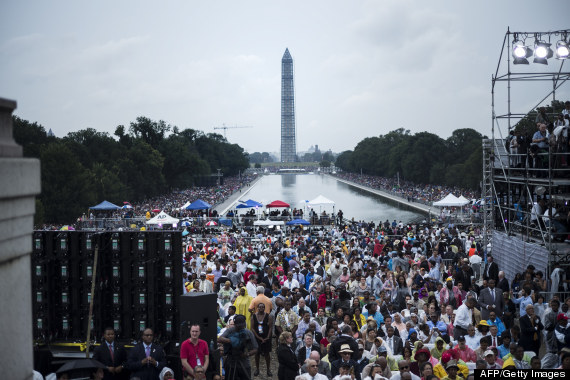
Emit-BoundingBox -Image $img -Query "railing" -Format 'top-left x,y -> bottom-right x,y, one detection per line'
74,214 -> 341,231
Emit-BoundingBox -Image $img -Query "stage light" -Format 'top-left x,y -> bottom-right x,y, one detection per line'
556,40 -> 570,59
512,41 -> 532,64
533,41 -> 553,64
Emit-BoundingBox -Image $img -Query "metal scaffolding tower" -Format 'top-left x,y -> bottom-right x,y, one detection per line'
486,28 -> 570,292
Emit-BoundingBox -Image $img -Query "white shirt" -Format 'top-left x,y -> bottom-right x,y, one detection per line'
282,279 -> 300,290
299,373 -> 328,380
236,261 -> 248,274
389,373 -> 421,380
385,336 -> 395,355
464,334 -> 480,350
246,282 -> 257,297
454,303 -> 473,330
469,255 -> 482,265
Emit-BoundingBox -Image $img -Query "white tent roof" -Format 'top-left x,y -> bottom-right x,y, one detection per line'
433,193 -> 468,207
146,211 -> 180,225
308,195 -> 335,207
457,195 -> 470,204
253,219 -> 285,226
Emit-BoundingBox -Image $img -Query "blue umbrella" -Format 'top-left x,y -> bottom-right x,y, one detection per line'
286,219 -> 310,225
181,221 -> 191,227
236,199 -> 263,208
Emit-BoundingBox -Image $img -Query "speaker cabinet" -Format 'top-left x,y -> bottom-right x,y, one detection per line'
179,293 -> 217,346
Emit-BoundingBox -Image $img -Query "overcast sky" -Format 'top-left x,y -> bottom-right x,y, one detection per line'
2,1 -> 569,155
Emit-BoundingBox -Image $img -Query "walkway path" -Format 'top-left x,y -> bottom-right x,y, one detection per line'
214,173 -> 435,218
213,175 -> 264,215
328,174 -> 434,216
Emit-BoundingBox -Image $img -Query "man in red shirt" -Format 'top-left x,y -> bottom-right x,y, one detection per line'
180,324 -> 209,379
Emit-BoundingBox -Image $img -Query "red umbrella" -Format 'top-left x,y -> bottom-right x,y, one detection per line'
152,209 -> 161,213
205,221 -> 218,226
266,200 -> 290,208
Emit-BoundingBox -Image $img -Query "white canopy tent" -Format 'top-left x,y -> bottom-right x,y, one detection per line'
457,195 -> 470,205
432,193 -> 469,207
308,195 -> 336,217
146,211 -> 180,225
308,195 -> 335,207
253,219 -> 285,226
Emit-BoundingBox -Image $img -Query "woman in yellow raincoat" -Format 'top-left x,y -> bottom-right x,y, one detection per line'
234,286 -> 253,328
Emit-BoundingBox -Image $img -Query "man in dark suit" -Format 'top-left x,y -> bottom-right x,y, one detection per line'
300,351 -> 332,378
483,255 -> 499,283
384,325 -> 404,356
93,327 -> 128,380
126,328 -> 166,380
261,265 -> 279,290
331,344 -> 361,380
296,332 -> 322,365
519,304 -> 543,356
328,325 -> 359,362
478,279 -> 505,320
497,271 -> 510,294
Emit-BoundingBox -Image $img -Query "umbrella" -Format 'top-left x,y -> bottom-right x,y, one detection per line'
152,209 -> 161,213
286,218 -> 310,225
181,221 -> 191,227
122,204 -> 133,209
205,221 -> 218,226
236,199 -> 263,209
57,359 -> 106,374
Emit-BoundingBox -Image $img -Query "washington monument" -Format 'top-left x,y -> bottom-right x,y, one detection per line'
281,48 -> 296,162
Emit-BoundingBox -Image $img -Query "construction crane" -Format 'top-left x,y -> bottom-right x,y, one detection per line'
214,124 -> 253,138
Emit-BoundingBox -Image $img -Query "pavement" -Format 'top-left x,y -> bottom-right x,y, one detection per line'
328,174 -> 433,215
213,175 -> 264,215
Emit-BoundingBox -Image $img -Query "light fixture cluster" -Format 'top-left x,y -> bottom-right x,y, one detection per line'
512,32 -> 569,65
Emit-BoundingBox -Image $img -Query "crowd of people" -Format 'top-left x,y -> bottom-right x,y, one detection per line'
174,218 -> 570,380
36,174 -> 258,231
332,173 -> 477,209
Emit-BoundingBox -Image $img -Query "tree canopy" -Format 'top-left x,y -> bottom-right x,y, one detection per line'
335,128 -> 485,190
13,116 -> 250,224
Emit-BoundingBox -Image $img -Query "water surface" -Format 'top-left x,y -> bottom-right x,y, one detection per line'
239,174 -> 422,223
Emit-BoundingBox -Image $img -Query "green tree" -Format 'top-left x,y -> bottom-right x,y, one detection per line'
335,150 -> 353,171
128,116 -> 171,147
40,142 -> 96,223
117,140 -> 165,200
12,116 -> 51,158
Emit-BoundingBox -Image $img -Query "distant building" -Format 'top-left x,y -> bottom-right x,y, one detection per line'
281,48 -> 296,162
47,128 -> 55,137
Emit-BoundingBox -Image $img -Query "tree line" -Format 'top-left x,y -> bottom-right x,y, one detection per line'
335,128 -> 486,190
13,116 -> 250,224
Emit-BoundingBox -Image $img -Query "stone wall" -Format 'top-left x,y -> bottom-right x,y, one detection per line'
0,98 -> 41,379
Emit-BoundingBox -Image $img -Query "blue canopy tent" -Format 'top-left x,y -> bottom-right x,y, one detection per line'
90,200 -> 121,210
236,199 -> 263,209
286,219 -> 310,225
186,199 -> 212,210
218,218 -> 233,227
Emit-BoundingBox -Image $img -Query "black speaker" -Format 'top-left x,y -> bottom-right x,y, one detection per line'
179,293 -> 217,346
